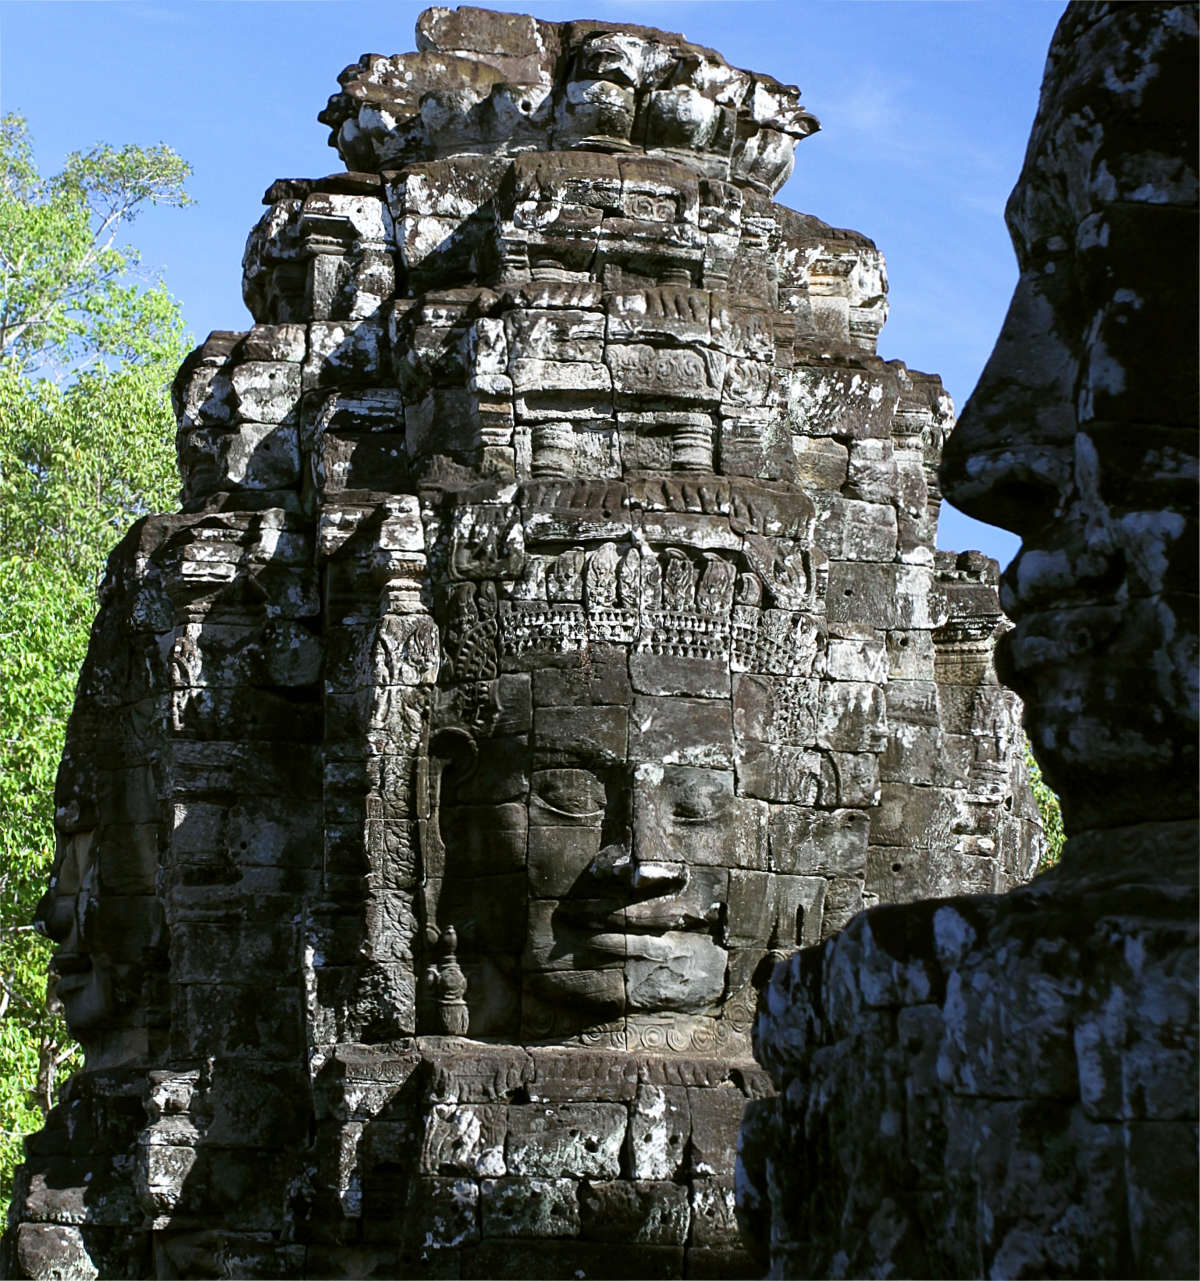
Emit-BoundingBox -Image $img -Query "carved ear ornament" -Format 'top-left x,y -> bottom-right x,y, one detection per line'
425,926 -> 469,1036
429,727 -> 479,778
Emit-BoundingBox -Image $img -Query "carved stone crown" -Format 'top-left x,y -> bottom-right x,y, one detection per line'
319,6 -> 818,193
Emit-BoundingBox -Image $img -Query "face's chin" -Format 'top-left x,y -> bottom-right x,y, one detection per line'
623,932 -> 728,1013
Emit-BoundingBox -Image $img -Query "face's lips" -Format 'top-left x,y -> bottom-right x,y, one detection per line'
50,970 -> 92,1001
553,900 -> 716,939
556,906 -> 707,933
579,932 -> 631,957
50,950 -> 92,978
999,536 -> 1128,620
999,602 -> 1125,678
564,930 -> 726,964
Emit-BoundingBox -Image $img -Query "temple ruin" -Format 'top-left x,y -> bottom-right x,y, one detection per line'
5,9 -> 1041,1278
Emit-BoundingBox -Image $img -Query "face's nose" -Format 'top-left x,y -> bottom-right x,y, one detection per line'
940,271 -> 1077,539
588,842 -> 688,894
35,889 -> 77,944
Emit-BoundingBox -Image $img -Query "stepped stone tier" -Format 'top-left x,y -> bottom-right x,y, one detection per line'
5,8 -> 1040,1279
739,4 -> 1200,1278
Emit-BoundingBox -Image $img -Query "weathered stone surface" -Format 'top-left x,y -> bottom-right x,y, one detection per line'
743,6 -> 1199,1278
627,1084 -> 689,1180
6,8 -> 1041,1280
11,1226 -> 99,1281
578,1180 -> 690,1245
505,1103 -> 625,1178
481,1176 -> 580,1238
421,1101 -> 507,1176
319,25 -> 819,196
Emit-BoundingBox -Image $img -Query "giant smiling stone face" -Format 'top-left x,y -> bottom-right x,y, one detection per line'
940,2 -> 1198,838
34,564 -> 171,1069
420,493 -> 864,1055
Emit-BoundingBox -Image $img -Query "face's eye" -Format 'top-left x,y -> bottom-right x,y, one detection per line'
531,769 -> 606,822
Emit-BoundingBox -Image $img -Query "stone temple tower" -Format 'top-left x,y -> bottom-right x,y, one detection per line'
5,9 -> 1040,1278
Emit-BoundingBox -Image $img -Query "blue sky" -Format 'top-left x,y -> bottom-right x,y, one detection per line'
0,0 -> 1067,566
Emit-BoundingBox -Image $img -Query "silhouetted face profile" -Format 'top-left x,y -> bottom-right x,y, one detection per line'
940,3 -> 1199,836
38,753 -> 166,1065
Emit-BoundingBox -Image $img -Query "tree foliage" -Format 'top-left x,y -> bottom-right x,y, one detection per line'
0,114 -> 190,377
1027,741 -> 1066,872
0,114 -> 188,1202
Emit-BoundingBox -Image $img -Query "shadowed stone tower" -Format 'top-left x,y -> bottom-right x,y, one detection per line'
740,4 -> 1198,1277
5,9 -> 1039,1278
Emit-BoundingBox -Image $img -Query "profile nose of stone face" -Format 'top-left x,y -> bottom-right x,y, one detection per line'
35,889 -> 76,945
940,273 -> 1077,539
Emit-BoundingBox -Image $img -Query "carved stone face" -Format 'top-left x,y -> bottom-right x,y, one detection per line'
31,559 -> 172,1065
37,761 -> 165,1064
38,828 -> 110,1028
426,494 -> 861,1053
940,4 -> 1198,835
518,690 -> 769,1031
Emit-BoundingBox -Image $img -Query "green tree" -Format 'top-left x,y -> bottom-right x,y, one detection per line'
1026,741 -> 1066,871
0,113 -> 189,1201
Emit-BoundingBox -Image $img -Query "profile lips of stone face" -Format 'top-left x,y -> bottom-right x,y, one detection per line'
37,867 -> 101,1016
47,957 -> 108,1030
996,534 -> 1130,619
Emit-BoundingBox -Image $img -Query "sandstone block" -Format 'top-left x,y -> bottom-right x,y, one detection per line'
422,1103 -> 507,1177
481,1177 -> 579,1238
577,1180 -> 690,1245
687,1089 -> 746,1180
815,679 -> 887,753
505,1104 -> 625,1178
627,1084 -> 689,1180
630,696 -> 732,768
532,705 -> 628,765
403,1177 -> 480,1249
768,807 -> 868,876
